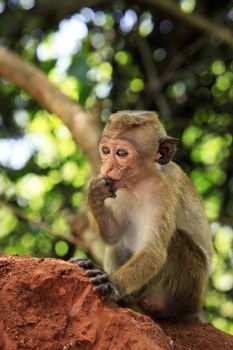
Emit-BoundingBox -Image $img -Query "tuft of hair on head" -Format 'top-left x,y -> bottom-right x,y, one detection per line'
106,110 -> 166,137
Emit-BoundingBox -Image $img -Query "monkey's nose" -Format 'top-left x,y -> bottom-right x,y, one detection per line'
104,168 -> 113,177
102,162 -> 114,177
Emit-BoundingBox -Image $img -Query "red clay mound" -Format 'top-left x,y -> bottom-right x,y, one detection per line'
0,255 -> 232,350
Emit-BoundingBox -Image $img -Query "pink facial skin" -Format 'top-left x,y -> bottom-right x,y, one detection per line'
99,137 -> 142,188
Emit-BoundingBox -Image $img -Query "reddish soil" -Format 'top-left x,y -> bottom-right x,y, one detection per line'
0,255 -> 232,350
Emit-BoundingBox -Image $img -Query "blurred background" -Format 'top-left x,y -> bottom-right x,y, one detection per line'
0,0 -> 232,334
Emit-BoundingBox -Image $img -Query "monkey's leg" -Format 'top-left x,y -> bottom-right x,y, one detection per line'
138,273 -> 207,321
148,231 -> 208,321
170,260 -> 207,319
70,258 -> 119,300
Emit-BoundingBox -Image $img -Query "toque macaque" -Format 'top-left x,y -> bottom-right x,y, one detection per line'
71,110 -> 213,321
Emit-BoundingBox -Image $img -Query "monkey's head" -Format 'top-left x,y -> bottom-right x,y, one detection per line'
99,111 -> 178,189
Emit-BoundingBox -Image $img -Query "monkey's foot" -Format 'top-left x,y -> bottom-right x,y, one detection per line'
69,258 -> 119,301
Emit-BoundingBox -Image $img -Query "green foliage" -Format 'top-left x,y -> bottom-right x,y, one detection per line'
0,1 -> 232,333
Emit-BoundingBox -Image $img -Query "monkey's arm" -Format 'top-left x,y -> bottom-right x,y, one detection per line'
70,242 -> 167,302
112,241 -> 167,298
88,177 -> 121,244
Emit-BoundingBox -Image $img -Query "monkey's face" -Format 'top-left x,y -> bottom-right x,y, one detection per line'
99,132 -> 155,189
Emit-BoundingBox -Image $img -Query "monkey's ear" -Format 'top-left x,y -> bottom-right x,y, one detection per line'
157,136 -> 178,165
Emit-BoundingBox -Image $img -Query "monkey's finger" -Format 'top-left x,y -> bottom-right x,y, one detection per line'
101,290 -> 117,301
90,177 -> 107,189
109,183 -> 116,195
91,186 -> 114,199
92,191 -> 116,203
87,268 -> 105,277
99,189 -> 115,199
103,177 -> 116,194
103,176 -> 112,184
91,177 -> 105,185
94,283 -> 111,295
100,284 -> 116,301
90,274 -> 109,285
70,258 -> 94,270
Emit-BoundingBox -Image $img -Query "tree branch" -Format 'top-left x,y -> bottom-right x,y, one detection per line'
159,2 -> 233,87
160,36 -> 207,88
0,198 -> 91,250
140,0 -> 233,48
0,46 -> 101,174
134,33 -> 171,120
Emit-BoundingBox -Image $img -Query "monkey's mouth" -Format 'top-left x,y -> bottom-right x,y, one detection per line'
104,175 -> 121,182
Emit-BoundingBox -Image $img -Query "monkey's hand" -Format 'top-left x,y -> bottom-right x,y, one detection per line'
88,176 -> 117,213
70,258 -> 120,301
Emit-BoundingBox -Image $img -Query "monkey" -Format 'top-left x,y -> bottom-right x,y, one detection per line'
70,110 -> 213,321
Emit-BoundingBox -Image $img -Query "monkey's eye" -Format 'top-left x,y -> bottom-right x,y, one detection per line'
101,145 -> 110,155
116,148 -> 128,157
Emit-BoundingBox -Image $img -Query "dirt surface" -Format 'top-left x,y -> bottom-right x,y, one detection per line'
0,255 -> 232,350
